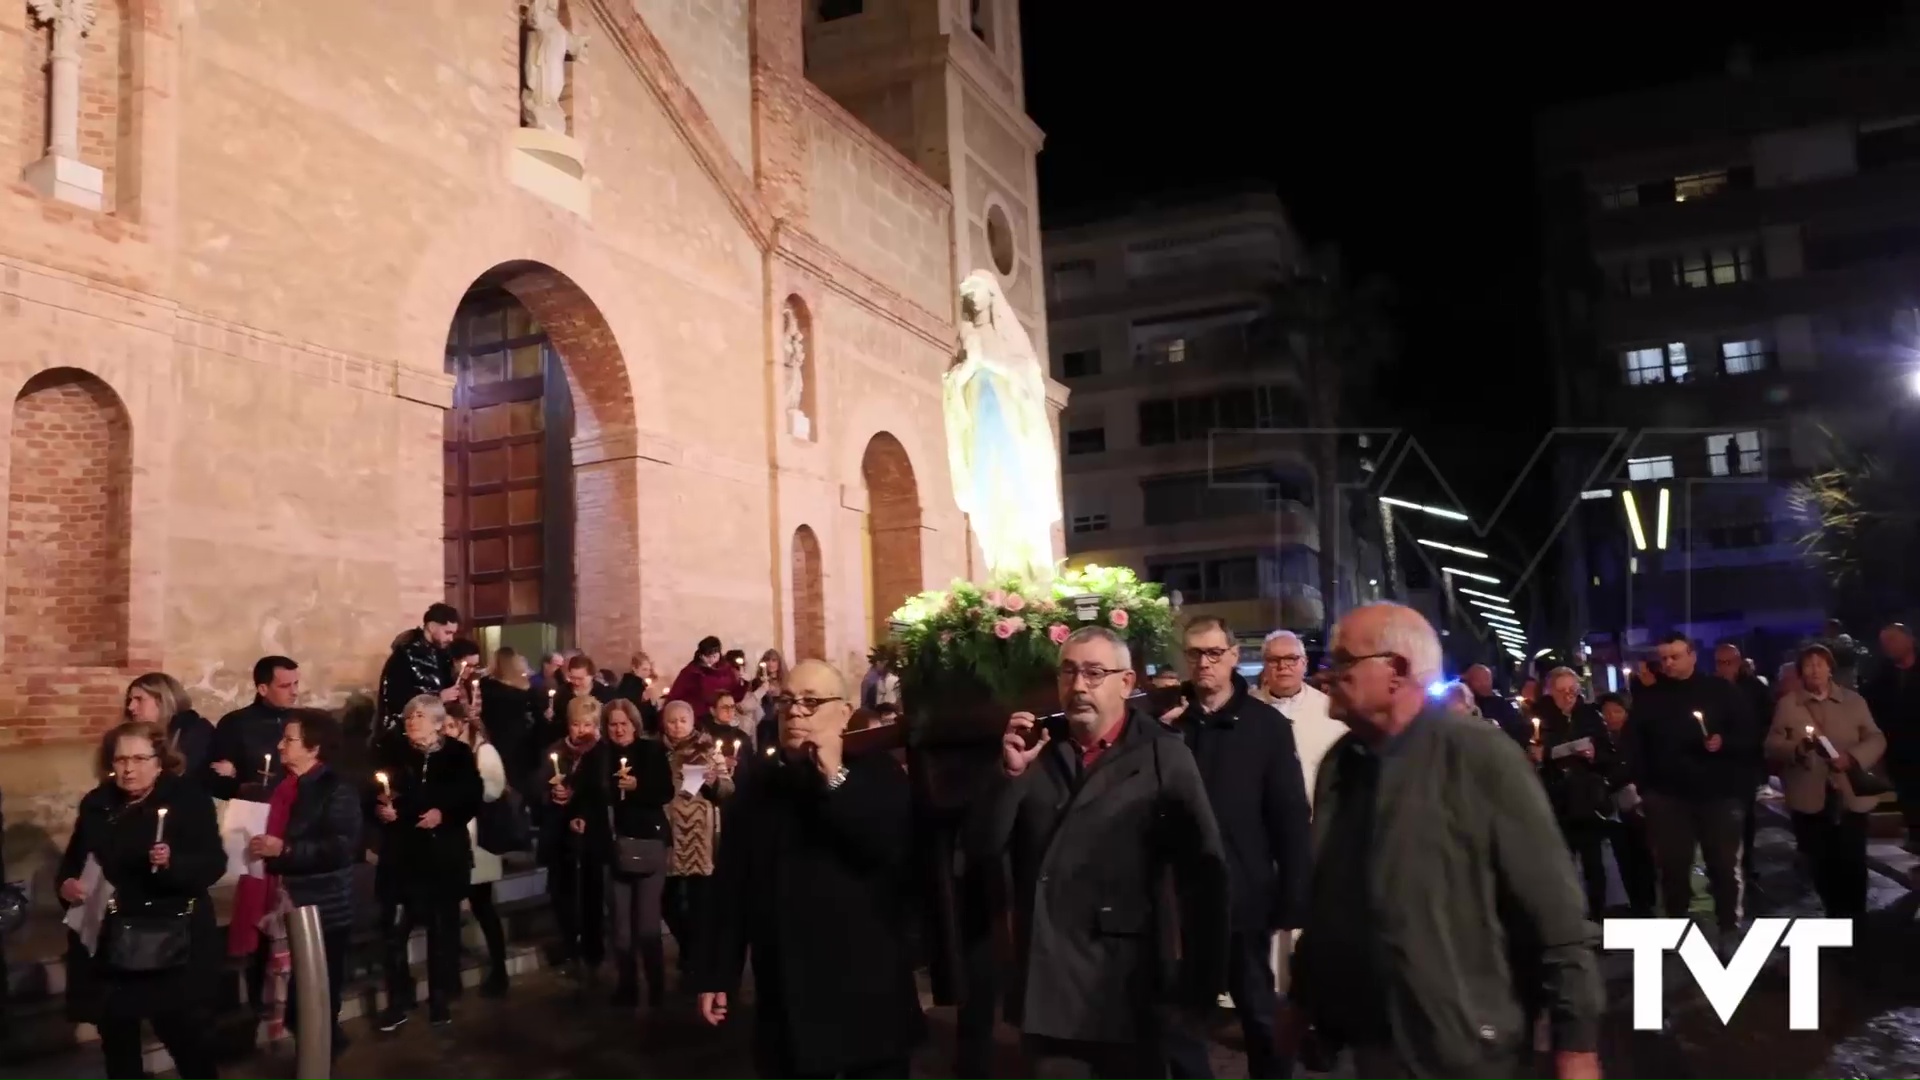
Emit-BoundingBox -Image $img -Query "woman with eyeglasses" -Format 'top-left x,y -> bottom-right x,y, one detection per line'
58,720 -> 223,1079
441,704 -> 511,998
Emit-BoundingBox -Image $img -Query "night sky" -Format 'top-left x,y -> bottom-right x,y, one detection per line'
1018,4 -> 1903,522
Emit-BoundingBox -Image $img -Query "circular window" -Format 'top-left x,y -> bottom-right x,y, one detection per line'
985,202 -> 1016,277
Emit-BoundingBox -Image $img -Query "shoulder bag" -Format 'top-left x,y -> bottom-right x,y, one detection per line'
606,806 -> 667,877
101,896 -> 195,973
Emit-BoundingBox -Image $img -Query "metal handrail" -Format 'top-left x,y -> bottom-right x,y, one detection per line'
286,904 -> 331,1078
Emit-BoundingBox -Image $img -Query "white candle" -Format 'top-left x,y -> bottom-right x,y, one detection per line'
1693,710 -> 1708,737
550,751 -> 562,778
375,771 -> 390,797
547,687 -> 556,700
155,806 -> 168,844
1530,716 -> 1541,745
263,754 -> 272,778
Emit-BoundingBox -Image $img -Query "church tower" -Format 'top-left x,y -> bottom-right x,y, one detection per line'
802,0 -> 1048,353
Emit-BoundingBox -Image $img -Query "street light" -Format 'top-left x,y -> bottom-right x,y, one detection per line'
1655,487 -> 1671,551
1380,496 -> 1471,522
1620,490 -> 1648,551
1457,586 -> 1509,603
1416,538 -> 1490,559
1443,566 -> 1500,585
1469,599 -> 1517,615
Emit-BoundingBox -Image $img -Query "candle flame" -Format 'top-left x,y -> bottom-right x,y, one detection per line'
157,807 -> 168,817
1806,725 -> 1815,735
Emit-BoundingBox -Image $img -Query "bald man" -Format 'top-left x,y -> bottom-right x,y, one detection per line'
1464,663 -> 1529,749
1285,604 -> 1601,1080
696,659 -> 923,1078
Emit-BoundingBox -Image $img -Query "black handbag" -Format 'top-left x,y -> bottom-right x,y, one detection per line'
607,806 -> 666,876
476,787 -> 532,855
101,896 -> 194,973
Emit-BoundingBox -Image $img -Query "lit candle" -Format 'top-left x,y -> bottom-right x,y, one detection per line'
375,771 -> 390,797
550,751 -> 562,779
764,744 -> 777,758
1530,716 -> 1541,745
155,806 -> 168,844
548,687 -> 557,701
264,754 -> 272,779
1806,724 -> 1815,737
1693,710 -> 1708,738
470,676 -> 480,695
618,756 -> 629,800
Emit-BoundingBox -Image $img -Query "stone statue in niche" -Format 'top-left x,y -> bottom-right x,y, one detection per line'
521,0 -> 587,135
24,0 -> 104,210
782,302 -> 811,439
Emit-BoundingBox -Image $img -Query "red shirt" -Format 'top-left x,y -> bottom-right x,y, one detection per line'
1073,712 -> 1128,770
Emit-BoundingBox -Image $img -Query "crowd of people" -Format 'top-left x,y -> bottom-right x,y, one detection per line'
26,597 -> 1920,1079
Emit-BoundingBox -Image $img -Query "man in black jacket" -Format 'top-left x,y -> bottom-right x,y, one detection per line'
1637,633 -> 1763,939
206,655 -> 301,799
1714,641 -> 1776,887
253,709 -> 363,1055
697,659 -> 924,1078
1466,663 -> 1531,749
1863,623 -> 1920,851
377,603 -> 461,742
1162,617 -> 1309,1080
977,625 -> 1229,1078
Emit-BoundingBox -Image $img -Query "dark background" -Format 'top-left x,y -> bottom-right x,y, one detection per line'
1017,4 -> 1904,522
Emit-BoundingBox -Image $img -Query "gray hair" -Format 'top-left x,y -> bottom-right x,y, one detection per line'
402,694 -> 446,728
1262,629 -> 1304,654
1063,625 -> 1132,672
1334,602 -> 1444,686
661,699 -> 695,725
1545,665 -> 1581,690
1440,680 -> 1480,716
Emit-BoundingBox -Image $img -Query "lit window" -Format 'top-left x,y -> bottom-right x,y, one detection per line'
1721,339 -> 1767,375
1710,246 -> 1754,286
1674,170 -> 1729,202
1628,455 -> 1675,481
1679,254 -> 1710,289
1070,513 -> 1109,534
1622,343 -> 1688,386
1167,338 -> 1187,364
1707,431 -> 1763,476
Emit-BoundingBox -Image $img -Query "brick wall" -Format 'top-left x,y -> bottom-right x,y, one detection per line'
805,95 -> 954,320
4,368 -> 132,669
633,0 -> 752,173
791,524 -> 825,661
861,432 -> 922,639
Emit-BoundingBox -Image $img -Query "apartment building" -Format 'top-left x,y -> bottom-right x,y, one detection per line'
1042,190 -> 1385,646
1538,42 -> 1920,658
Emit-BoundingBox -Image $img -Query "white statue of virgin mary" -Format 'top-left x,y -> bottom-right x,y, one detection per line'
943,271 -> 1063,585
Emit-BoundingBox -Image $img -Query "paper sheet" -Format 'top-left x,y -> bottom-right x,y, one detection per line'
1550,737 -> 1594,760
680,764 -> 707,797
219,798 -> 273,883
62,856 -> 113,956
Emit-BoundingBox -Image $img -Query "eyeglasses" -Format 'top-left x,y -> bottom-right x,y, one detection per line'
1183,646 -> 1238,666
1264,654 -> 1307,668
1327,649 -> 1403,675
1057,663 -> 1124,687
772,695 -> 843,715
112,754 -> 157,768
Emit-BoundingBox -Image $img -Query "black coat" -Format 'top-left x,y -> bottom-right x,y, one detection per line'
1477,694 -> 1532,749
581,738 -> 675,844
378,628 -> 452,735
1632,672 -> 1764,802
264,765 -> 363,931
203,697 -> 291,801
540,682 -> 615,749
1862,661 -> 1920,768
1537,699 -> 1616,824
699,750 -> 925,1074
478,677 -> 540,790
1173,674 -> 1312,931
59,773 -> 225,1022
532,737 -> 605,865
611,674 -> 663,733
973,707 -> 1230,1043
374,737 -> 482,905
166,710 -> 215,779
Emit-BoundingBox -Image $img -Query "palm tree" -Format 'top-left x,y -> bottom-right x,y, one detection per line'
1266,248 -> 1395,632
1788,428 -> 1920,627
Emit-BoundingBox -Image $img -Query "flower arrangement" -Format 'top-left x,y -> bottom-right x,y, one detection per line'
888,564 -> 1176,704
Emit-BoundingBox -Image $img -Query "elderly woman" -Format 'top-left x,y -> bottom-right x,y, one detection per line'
658,700 -> 735,987
443,704 -> 511,998
1767,643 -> 1887,917
125,672 -> 215,780
1436,680 -> 1483,719
372,695 -> 482,1032
538,695 -> 607,978
59,720 -> 223,1078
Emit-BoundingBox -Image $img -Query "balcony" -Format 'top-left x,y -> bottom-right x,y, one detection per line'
1064,503 -> 1320,558
1586,162 -> 1920,254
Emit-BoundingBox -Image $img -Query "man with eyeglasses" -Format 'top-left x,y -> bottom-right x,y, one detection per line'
974,625 -> 1228,1078
697,659 -> 923,1078
1159,618 -> 1310,1080
1252,630 -> 1345,812
1283,603 -> 1601,1080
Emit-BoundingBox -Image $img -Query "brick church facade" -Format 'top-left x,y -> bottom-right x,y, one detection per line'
0,0 -> 1058,871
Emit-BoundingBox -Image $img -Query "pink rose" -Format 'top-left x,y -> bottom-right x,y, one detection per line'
985,590 -> 1006,608
1003,592 -> 1027,612
939,631 -> 954,644
1109,608 -> 1131,629
1048,623 -> 1070,645
993,618 -> 1016,639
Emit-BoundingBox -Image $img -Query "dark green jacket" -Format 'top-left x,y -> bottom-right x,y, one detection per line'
1294,708 -> 1602,1075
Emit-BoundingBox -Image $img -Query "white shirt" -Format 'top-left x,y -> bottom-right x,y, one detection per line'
1252,681 -> 1345,812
